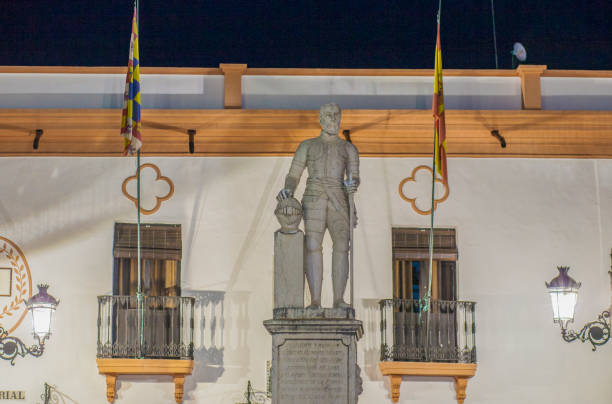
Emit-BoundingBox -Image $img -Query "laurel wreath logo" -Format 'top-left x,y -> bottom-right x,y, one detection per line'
0,237 -> 32,334
0,243 -> 27,321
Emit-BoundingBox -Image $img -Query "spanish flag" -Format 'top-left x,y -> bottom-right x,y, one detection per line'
120,8 -> 142,156
432,22 -> 448,185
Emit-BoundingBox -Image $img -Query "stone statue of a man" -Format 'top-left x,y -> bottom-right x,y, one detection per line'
277,103 -> 359,309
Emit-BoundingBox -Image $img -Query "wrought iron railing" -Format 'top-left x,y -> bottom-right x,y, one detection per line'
379,299 -> 476,363
97,295 -> 195,359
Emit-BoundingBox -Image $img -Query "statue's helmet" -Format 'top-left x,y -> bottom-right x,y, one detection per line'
274,197 -> 303,234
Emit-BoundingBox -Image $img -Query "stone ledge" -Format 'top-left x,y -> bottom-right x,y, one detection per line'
273,306 -> 355,320
264,318 -> 363,340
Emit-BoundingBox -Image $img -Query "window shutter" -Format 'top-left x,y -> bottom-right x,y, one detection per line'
113,223 -> 182,260
392,228 -> 457,260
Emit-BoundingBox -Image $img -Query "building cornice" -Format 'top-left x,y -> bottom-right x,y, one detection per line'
1,109 -> 611,158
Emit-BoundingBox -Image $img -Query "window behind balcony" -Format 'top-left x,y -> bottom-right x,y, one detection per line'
110,223 -> 183,358
113,223 -> 181,297
392,228 -> 457,301
390,228 -> 458,361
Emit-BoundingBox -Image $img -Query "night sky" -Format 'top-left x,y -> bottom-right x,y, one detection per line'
1,0 -> 611,70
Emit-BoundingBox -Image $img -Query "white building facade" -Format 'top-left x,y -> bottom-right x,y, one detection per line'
0,66 -> 611,404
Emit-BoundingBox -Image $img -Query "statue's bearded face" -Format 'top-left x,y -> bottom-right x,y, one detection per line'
319,104 -> 341,135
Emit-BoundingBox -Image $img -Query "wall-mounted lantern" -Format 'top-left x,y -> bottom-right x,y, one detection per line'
0,284 -> 59,365
26,284 -> 59,345
546,267 -> 610,351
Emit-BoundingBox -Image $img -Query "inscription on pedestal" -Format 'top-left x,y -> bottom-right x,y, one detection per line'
278,340 -> 348,404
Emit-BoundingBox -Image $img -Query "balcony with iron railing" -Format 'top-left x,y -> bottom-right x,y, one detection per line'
96,295 -> 195,403
97,295 -> 195,359
379,298 -> 476,363
378,299 -> 478,404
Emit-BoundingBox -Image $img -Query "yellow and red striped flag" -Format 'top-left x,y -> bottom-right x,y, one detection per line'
432,22 -> 448,185
120,8 -> 142,155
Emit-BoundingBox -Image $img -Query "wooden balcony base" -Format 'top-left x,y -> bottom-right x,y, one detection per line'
378,361 -> 477,404
96,358 -> 194,403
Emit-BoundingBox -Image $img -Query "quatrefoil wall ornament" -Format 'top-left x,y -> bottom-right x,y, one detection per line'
399,165 -> 449,216
122,163 -> 174,215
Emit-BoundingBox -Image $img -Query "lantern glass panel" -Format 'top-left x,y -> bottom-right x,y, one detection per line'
548,289 -> 578,325
29,303 -> 55,342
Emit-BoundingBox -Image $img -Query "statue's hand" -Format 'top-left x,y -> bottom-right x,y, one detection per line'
276,188 -> 294,202
344,177 -> 359,194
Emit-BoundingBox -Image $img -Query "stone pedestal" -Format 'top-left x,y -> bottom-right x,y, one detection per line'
264,309 -> 363,404
274,230 -> 304,309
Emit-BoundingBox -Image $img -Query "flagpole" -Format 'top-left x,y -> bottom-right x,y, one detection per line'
136,150 -> 143,358
134,0 -> 144,360
424,3 -> 443,363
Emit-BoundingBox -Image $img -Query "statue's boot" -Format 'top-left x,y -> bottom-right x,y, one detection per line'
332,249 -> 350,309
305,234 -> 323,309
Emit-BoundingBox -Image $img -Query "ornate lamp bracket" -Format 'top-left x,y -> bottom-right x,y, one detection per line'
0,326 -> 45,365
561,310 -> 611,351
